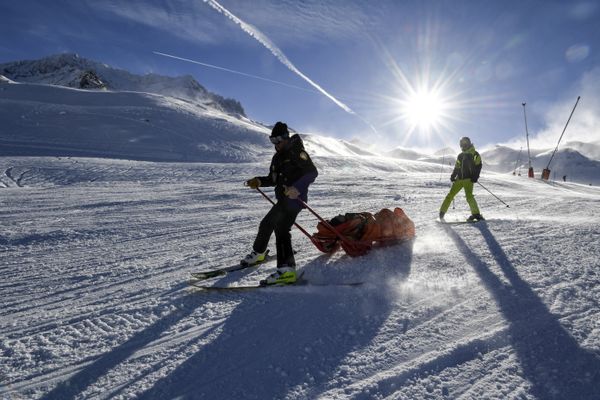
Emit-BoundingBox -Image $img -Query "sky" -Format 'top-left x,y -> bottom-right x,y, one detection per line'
1,0 -> 600,152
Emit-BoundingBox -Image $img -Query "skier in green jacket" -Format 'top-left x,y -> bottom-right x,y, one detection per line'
439,137 -> 484,222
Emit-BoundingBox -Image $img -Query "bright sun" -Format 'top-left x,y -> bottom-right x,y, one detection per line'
402,89 -> 446,131
379,44 -> 464,146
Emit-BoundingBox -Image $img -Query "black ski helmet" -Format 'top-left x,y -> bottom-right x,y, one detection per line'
459,136 -> 472,150
270,121 -> 289,138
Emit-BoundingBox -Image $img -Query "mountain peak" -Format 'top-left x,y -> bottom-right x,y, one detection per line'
0,53 -> 245,116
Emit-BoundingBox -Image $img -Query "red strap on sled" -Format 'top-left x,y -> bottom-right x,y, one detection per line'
297,199 -> 371,257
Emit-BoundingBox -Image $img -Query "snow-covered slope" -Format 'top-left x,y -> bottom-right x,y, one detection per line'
558,140 -> 600,161
2,54 -> 600,398
481,145 -> 600,185
1,156 -> 599,399
384,146 -> 426,161
303,134 -> 379,157
0,74 -> 15,84
0,53 -> 245,116
0,80 -> 272,162
0,62 -> 385,164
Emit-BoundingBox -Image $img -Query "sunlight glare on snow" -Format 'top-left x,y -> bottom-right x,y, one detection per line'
412,232 -> 454,254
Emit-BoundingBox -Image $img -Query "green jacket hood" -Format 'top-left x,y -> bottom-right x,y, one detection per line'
463,145 -> 477,155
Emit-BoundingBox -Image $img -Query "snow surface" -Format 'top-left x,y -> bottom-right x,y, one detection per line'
2,57 -> 600,399
1,155 -> 600,400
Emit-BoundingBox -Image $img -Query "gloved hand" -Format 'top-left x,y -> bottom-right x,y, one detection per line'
284,186 -> 300,199
246,177 -> 261,189
450,174 -> 457,182
471,177 -> 478,183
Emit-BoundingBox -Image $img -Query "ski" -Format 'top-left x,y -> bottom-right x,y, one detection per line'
189,279 -> 364,292
189,250 -> 274,281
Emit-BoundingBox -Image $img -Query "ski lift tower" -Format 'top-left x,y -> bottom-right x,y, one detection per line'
522,103 -> 534,178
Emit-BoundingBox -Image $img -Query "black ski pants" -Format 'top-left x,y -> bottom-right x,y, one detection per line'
253,200 -> 301,268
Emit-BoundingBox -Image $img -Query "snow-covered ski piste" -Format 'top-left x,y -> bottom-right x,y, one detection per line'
2,156 -> 600,399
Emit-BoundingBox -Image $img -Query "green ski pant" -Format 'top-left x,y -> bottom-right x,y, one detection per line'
440,179 -> 480,215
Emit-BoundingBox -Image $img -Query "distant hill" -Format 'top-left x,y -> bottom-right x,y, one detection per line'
1,54 -> 598,184
480,144 -> 600,185
0,68 -> 380,163
384,142 -> 600,185
0,53 -> 245,116
0,78 -> 268,162
384,147 -> 424,161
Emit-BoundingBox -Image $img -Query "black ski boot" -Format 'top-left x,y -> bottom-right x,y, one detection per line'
467,214 -> 485,222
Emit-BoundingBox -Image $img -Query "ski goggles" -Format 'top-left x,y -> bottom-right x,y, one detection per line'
270,136 -> 287,144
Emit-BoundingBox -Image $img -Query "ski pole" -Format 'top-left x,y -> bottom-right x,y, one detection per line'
477,182 -> 510,208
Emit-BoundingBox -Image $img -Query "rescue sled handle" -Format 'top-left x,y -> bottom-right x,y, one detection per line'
296,199 -> 366,250
252,187 -> 321,246
252,187 -> 364,254
297,198 -> 371,256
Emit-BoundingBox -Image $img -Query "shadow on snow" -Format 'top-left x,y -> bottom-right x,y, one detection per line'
40,283 -> 204,400
38,241 -> 414,400
444,222 -> 600,399
137,242 -> 414,399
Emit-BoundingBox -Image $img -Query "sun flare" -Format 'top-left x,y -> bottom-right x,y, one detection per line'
403,89 -> 446,130
376,44 -> 465,147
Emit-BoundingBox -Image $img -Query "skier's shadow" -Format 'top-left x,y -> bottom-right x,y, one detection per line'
444,223 -> 600,399
40,283 -> 208,400
138,241 -> 413,399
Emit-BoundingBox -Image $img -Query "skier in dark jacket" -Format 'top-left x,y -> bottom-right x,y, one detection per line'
439,137 -> 484,222
244,122 -> 318,285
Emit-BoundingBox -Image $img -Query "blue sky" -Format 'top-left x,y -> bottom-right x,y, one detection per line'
2,0 -> 599,151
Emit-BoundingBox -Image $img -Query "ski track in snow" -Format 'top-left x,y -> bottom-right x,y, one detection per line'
1,156 -> 600,399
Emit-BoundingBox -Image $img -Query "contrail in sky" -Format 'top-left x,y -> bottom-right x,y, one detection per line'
153,51 -> 318,93
203,0 -> 356,115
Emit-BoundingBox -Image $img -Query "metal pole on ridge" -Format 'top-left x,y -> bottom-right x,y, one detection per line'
544,96 -> 581,179
522,102 -> 534,178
